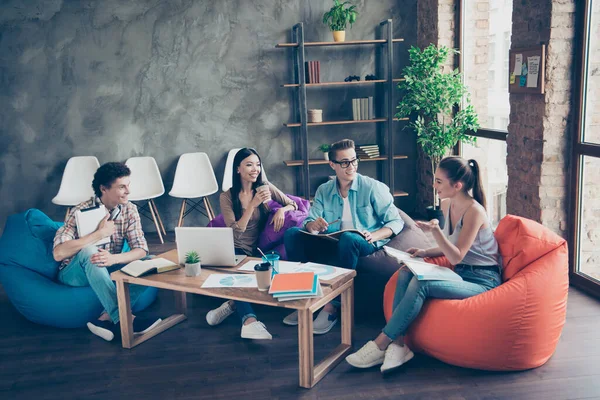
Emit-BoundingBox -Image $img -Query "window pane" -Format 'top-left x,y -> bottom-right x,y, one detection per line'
578,156 -> 600,282
582,0 -> 600,143
461,138 -> 508,228
463,0 -> 513,131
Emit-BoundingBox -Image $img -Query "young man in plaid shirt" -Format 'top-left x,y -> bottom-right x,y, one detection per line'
53,162 -> 161,341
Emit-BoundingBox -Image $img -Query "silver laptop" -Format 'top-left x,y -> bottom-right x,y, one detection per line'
175,227 -> 247,267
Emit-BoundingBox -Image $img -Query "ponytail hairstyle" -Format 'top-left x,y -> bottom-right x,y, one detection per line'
438,156 -> 487,210
230,148 -> 266,219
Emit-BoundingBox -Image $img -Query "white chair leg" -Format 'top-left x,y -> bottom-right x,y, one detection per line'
147,200 -> 164,244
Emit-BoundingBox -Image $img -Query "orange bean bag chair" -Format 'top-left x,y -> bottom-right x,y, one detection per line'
383,215 -> 569,371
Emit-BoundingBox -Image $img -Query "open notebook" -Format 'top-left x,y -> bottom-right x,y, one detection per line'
383,246 -> 462,282
121,258 -> 180,278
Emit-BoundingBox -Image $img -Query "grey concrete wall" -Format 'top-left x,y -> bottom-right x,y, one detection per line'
0,0 -> 417,235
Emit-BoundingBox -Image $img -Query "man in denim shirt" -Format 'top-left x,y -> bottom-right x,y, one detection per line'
283,139 -> 404,334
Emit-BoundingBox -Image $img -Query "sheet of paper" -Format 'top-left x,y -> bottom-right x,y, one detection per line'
237,260 -> 301,272
286,262 -> 351,281
527,56 -> 540,88
513,54 -> 523,75
201,274 -> 257,288
383,246 -> 425,263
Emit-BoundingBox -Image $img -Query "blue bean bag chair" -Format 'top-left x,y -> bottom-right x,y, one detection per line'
0,209 -> 158,328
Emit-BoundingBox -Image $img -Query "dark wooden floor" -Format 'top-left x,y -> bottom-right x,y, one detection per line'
1,232 -> 600,400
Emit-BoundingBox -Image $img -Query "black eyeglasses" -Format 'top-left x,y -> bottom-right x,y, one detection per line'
332,158 -> 360,169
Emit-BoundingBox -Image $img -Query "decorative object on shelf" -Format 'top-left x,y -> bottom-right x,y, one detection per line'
318,144 -> 331,160
322,0 -> 358,42
356,144 -> 380,159
352,97 -> 373,120
365,74 -> 378,80
304,61 -> 321,83
395,44 -> 479,222
344,75 -> 361,82
308,109 -> 323,123
184,250 -> 201,277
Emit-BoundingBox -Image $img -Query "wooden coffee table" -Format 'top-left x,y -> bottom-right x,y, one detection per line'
111,249 -> 356,388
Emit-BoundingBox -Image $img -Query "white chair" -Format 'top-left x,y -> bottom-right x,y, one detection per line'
222,148 -> 268,192
169,152 -> 219,227
125,157 -> 166,244
52,156 -> 100,218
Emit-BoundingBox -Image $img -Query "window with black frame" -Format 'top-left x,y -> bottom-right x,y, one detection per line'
459,0 -> 511,228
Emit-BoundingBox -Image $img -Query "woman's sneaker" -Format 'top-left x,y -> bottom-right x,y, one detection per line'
345,341 -> 386,368
206,301 -> 234,326
240,321 -> 272,340
380,343 -> 414,373
282,310 -> 299,326
87,320 -> 117,341
313,309 -> 337,335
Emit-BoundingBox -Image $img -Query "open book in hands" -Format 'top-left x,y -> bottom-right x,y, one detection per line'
299,228 -> 367,242
121,257 -> 180,278
383,246 -> 462,282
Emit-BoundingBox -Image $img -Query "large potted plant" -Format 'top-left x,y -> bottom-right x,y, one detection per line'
396,45 -> 479,224
322,0 -> 358,42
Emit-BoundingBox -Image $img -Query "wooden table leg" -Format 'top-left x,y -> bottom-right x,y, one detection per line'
298,309 -> 314,389
174,291 -> 187,315
116,280 -> 134,349
341,282 -> 354,346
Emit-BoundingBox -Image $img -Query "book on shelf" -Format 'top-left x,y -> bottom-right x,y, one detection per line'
121,257 -> 180,278
352,98 -> 359,120
356,151 -> 381,159
304,61 -> 320,83
368,96 -> 374,119
358,144 -> 379,150
361,98 -> 369,120
298,228 -> 369,243
316,61 -> 320,83
383,246 -> 463,281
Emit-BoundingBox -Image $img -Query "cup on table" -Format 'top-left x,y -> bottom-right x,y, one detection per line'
254,262 -> 273,292
256,184 -> 271,204
262,253 -> 280,277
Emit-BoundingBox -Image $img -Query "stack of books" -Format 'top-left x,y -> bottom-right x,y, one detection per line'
304,61 -> 321,83
352,97 -> 374,120
356,144 -> 380,158
269,272 -> 322,302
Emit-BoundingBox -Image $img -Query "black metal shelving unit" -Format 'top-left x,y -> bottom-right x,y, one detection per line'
277,19 -> 409,200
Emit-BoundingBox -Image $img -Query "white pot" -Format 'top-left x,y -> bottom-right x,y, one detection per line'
323,152 -> 329,161
184,262 -> 201,277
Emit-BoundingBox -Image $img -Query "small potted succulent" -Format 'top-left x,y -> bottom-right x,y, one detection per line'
318,144 -> 331,160
184,250 -> 201,277
322,0 -> 358,42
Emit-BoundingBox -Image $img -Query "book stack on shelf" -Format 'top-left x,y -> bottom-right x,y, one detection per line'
304,61 -> 321,83
356,144 -> 381,159
352,97 -> 374,120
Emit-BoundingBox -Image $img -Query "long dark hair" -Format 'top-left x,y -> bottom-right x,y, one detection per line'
231,148 -> 266,219
438,156 -> 487,210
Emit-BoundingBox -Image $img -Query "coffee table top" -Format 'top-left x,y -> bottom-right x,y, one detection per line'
111,249 -> 356,310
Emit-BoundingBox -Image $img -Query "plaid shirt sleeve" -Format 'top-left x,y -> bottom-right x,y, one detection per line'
53,209 -> 78,249
125,204 -> 149,254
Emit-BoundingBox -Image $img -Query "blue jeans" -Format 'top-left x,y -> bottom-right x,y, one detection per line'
233,248 -> 257,324
284,227 -> 378,269
57,246 -> 148,323
382,264 -> 502,340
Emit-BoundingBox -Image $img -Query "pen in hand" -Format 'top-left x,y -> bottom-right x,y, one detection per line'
328,218 -> 341,225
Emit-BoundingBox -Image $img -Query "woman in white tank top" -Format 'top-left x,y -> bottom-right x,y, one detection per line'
346,156 -> 501,373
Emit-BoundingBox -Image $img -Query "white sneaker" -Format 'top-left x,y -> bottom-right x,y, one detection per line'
206,301 -> 234,326
345,341 -> 386,369
240,321 -> 272,340
381,343 -> 414,373
283,310 -> 299,326
313,309 -> 337,335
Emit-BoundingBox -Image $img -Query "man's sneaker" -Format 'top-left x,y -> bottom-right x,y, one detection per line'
313,309 -> 337,335
380,343 -> 414,373
345,341 -> 386,369
87,320 -> 118,342
282,310 -> 299,326
241,321 -> 272,340
206,301 -> 235,326
133,317 -> 162,335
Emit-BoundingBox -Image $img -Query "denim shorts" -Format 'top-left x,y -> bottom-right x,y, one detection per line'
454,264 -> 502,291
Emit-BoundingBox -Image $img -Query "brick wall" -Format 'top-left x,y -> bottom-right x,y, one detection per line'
507,0 -> 575,239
